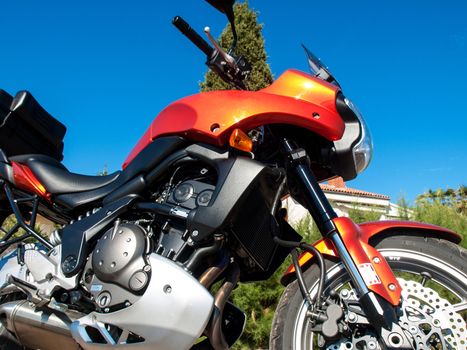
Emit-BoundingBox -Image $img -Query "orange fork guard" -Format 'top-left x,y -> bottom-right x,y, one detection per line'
281,217 -> 462,306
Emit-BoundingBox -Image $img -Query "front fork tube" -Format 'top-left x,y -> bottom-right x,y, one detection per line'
282,139 -> 398,329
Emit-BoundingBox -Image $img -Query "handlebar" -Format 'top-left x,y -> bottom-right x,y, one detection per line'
172,16 -> 214,57
172,15 -> 251,90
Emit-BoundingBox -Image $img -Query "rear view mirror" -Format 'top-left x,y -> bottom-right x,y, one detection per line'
205,0 -> 235,15
205,0 -> 238,50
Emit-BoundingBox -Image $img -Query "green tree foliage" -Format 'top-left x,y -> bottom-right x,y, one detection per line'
294,213 -> 321,242
200,1 -> 273,92
347,207 -> 381,223
397,196 -> 411,220
414,186 -> 466,247
416,185 -> 466,216
231,270 -> 284,349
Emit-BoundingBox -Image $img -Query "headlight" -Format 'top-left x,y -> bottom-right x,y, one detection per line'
344,98 -> 373,173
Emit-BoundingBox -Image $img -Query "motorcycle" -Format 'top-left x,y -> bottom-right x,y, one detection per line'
0,1 -> 466,349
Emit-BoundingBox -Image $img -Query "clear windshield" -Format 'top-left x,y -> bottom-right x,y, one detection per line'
302,45 -> 340,87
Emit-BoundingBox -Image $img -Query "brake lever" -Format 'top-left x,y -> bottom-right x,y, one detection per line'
204,27 -> 236,68
203,26 -> 251,90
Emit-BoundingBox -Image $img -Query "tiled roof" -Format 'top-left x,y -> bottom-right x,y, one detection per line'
320,184 -> 390,200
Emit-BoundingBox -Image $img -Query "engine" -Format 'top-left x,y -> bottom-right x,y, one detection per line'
82,165 -> 218,312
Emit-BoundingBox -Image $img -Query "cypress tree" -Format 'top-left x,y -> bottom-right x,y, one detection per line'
200,1 -> 273,92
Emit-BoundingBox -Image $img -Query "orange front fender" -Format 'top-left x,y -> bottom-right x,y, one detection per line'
281,218 -> 462,305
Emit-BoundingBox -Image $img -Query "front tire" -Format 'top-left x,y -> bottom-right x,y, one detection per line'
270,235 -> 467,350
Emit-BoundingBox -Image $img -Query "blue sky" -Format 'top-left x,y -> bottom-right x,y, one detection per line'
1,0 -> 466,203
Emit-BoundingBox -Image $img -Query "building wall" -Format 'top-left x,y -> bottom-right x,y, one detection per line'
283,192 -> 406,225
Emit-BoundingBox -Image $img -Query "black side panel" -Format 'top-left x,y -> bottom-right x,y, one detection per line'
122,136 -> 186,182
187,157 -> 280,241
54,137 -> 186,210
61,195 -> 139,277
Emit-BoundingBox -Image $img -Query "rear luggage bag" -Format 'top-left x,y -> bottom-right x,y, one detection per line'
0,90 -> 12,123
0,90 -> 66,161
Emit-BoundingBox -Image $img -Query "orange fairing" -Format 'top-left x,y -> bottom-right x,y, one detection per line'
123,70 -> 343,167
282,218 -> 462,306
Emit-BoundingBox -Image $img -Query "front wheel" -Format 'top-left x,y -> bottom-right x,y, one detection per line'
270,235 -> 467,350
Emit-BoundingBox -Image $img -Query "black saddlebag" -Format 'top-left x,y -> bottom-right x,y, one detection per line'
0,90 -> 12,121
0,90 -> 66,161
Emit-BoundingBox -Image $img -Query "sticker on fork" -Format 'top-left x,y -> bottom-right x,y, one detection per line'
358,263 -> 381,286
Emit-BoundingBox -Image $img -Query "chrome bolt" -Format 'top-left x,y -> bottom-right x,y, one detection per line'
340,289 -> 349,298
409,326 -> 418,335
388,283 -> 397,291
104,307 -> 110,313
368,341 -> 377,350
373,257 -> 381,264
143,265 -> 151,272
192,230 -> 199,237
348,312 -> 357,322
125,301 -> 131,307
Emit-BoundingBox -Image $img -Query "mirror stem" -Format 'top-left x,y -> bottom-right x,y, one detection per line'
229,22 -> 237,52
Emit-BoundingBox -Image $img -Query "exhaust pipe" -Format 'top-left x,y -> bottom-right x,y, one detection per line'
0,300 -> 80,350
206,263 -> 241,350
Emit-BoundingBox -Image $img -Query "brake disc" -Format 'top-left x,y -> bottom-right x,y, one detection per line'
326,277 -> 466,350
397,278 -> 467,349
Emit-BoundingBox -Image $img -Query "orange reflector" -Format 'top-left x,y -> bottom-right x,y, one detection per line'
229,129 -> 253,153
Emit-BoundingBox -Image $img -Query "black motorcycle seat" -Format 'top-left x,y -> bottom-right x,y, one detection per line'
9,154 -> 121,194
7,136 -> 187,212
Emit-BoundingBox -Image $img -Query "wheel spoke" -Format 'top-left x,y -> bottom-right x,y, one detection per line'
452,300 -> 467,313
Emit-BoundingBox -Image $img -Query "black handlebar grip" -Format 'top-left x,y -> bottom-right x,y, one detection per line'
172,16 -> 214,57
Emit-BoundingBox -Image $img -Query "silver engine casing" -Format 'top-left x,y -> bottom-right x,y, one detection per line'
71,253 -> 214,350
0,247 -> 214,350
